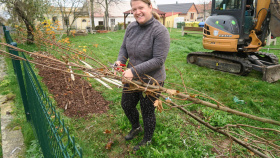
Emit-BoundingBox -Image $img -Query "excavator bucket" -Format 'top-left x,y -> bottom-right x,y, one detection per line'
270,0 -> 280,37
262,65 -> 280,83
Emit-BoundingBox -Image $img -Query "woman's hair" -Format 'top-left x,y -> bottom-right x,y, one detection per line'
130,0 -> 160,20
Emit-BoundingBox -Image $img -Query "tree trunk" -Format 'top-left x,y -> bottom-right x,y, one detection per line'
90,0 -> 95,29
14,1 -> 34,44
26,23 -> 34,44
105,0 -> 109,30
66,25 -> 70,36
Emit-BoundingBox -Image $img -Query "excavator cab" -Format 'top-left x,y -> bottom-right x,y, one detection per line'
187,0 -> 280,82
203,0 -> 256,52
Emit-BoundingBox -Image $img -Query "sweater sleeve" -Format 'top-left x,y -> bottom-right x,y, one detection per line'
131,27 -> 170,76
117,28 -> 129,64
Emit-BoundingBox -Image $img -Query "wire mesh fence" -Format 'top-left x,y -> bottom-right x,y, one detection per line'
2,25 -> 82,158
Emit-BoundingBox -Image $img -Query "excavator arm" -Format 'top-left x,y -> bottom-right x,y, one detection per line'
246,0 -> 280,51
245,0 -> 272,50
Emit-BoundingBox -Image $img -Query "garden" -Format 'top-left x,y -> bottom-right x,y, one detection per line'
0,24 -> 280,157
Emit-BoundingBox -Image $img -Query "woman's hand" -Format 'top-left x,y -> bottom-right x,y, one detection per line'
114,61 -> 123,75
114,61 -> 122,71
122,69 -> 133,83
114,61 -> 126,72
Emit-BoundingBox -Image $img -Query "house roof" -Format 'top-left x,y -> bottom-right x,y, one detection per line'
158,3 -> 195,14
165,12 -> 181,17
196,1 -> 212,13
152,8 -> 166,15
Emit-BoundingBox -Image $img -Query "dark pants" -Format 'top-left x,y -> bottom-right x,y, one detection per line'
121,84 -> 160,141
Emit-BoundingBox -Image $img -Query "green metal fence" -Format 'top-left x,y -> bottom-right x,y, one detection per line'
2,25 -> 82,158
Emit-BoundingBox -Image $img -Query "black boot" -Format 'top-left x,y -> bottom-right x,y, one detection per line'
125,126 -> 143,140
133,139 -> 152,151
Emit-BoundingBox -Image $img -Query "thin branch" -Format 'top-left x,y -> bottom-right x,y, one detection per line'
165,100 -> 270,158
218,124 -> 280,134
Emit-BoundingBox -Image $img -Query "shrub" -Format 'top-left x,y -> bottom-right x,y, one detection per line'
95,25 -> 105,30
118,22 -> 124,30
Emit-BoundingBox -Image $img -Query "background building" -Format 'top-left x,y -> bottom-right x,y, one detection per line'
196,1 -> 212,22
45,1 -> 158,30
158,2 -> 199,22
163,12 -> 181,28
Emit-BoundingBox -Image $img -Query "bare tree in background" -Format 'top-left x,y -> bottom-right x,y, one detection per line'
0,0 -> 50,44
96,0 -> 122,30
53,0 -> 87,36
89,0 -> 95,29
196,0 -> 212,22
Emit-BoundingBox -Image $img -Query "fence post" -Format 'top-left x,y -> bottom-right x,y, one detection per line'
2,25 -> 31,121
3,26 -> 17,74
3,25 -> 12,44
8,42 -> 31,121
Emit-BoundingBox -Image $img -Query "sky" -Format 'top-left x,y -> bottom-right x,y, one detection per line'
154,0 -> 211,5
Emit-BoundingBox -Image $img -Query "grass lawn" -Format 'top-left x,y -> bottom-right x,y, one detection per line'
1,28 -> 280,157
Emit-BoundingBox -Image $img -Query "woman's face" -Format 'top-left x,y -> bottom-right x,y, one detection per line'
131,1 -> 153,25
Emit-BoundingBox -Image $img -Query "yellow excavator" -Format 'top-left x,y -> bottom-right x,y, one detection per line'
187,0 -> 280,82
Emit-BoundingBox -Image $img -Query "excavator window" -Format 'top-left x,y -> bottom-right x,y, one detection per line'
215,0 -> 241,10
244,0 -> 255,34
245,0 -> 254,16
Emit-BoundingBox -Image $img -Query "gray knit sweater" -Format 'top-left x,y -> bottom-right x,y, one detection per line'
117,17 -> 170,82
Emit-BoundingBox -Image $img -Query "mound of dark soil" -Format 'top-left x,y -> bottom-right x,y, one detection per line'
34,56 -> 110,117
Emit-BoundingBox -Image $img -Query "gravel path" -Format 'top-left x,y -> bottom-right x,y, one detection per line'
0,56 -> 6,81
0,56 -> 25,158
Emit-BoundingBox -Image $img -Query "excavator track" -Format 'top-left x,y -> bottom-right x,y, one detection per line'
251,51 -> 279,65
187,52 -> 252,76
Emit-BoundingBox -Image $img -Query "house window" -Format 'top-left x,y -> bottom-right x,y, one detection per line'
82,19 -> 86,22
110,19 -> 115,25
98,21 -> 104,25
190,13 -> 194,20
52,16 -> 57,23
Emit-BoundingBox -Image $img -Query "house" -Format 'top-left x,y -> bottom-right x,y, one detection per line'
44,6 -> 80,30
45,4 -> 106,30
196,1 -> 212,22
45,1 -> 158,30
164,12 -> 181,28
158,3 -> 199,22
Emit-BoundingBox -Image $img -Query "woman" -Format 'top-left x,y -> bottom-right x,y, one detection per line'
115,0 -> 170,151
